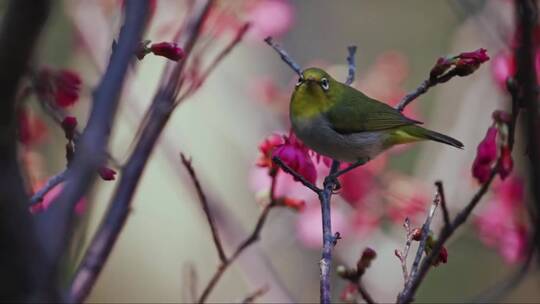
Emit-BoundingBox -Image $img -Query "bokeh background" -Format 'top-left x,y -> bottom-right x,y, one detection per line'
18,0 -> 539,302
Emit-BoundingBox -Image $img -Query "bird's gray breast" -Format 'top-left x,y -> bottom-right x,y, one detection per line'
291,115 -> 387,162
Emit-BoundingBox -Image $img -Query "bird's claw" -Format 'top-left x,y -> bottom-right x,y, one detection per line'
324,174 -> 341,193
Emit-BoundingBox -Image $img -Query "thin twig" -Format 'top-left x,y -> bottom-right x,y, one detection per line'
345,46 -> 357,85
264,37 -> 303,76
241,285 -> 269,304
405,189 -> 440,289
272,156 -> 320,193
435,181 -> 450,227
180,153 -> 226,263
197,174 -> 278,303
395,218 -> 413,284
358,282 -> 376,304
29,170 -> 67,205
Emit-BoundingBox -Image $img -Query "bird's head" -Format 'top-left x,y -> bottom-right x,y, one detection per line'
291,67 -> 341,119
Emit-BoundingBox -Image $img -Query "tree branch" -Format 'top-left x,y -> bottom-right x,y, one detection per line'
264,37 -> 303,76
198,173 -> 278,303
47,0 -> 149,272
180,153 -> 226,263
435,181 -> 450,230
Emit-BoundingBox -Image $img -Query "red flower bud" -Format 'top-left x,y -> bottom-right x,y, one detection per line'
98,166 -> 117,181
472,127 -> 498,183
432,246 -> 448,266
357,247 -> 377,271
454,48 -> 490,76
61,116 -> 77,140
55,70 -> 82,107
150,42 -> 185,61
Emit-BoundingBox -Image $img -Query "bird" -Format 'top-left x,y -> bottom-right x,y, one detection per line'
290,67 -> 463,165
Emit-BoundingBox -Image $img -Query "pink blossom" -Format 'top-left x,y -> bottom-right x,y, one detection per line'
30,182 -> 87,215
472,127 -> 498,183
272,133 -> 317,184
475,177 -> 528,264
454,48 -> 490,76
246,0 -> 294,40
280,196 -> 306,211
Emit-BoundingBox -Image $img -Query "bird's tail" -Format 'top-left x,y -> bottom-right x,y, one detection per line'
400,125 -> 464,149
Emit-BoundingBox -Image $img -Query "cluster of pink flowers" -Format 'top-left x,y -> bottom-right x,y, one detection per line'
475,177 -> 528,263
471,110 -> 514,183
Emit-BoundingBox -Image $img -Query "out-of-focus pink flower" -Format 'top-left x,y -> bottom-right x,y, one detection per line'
296,203 -> 348,248
338,155 -> 387,207
98,166 -> 117,181
55,70 -> 82,107
30,182 -> 87,215
491,52 -> 515,91
36,68 -> 82,108
256,133 -> 285,171
385,179 -> 429,224
475,177 -> 528,264
472,127 -> 498,183
246,0 -> 294,40
340,283 -> 357,302
348,210 -> 380,239
272,133 -> 317,184
149,42 -> 185,61
17,108 -> 47,146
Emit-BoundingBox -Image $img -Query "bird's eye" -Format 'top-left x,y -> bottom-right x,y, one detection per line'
296,76 -> 304,87
320,78 -> 329,91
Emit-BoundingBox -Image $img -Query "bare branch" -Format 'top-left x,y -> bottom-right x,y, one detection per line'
264,37 -> 303,76
358,282 -> 376,304
198,174 -> 278,303
435,181 -> 450,227
180,153 -> 226,263
395,218 -> 413,284
345,46 -> 357,85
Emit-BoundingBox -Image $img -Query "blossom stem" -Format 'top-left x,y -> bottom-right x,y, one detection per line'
180,154 -> 226,263
272,156 -> 321,193
435,181 -> 450,227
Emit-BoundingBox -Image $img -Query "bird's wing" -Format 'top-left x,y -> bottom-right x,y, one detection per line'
325,86 -> 421,134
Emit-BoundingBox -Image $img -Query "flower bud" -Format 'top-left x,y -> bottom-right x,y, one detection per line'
61,116 -> 77,140
98,166 -> 117,181
150,42 -> 185,61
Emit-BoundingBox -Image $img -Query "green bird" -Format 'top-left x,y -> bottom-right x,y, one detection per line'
290,68 -> 463,164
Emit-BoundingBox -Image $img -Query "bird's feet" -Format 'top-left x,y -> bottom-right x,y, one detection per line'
324,174 -> 341,193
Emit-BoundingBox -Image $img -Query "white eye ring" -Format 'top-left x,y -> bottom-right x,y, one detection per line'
320,78 -> 329,91
296,76 -> 304,87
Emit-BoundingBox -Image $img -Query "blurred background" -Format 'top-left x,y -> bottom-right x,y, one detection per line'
17,0 -> 539,302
